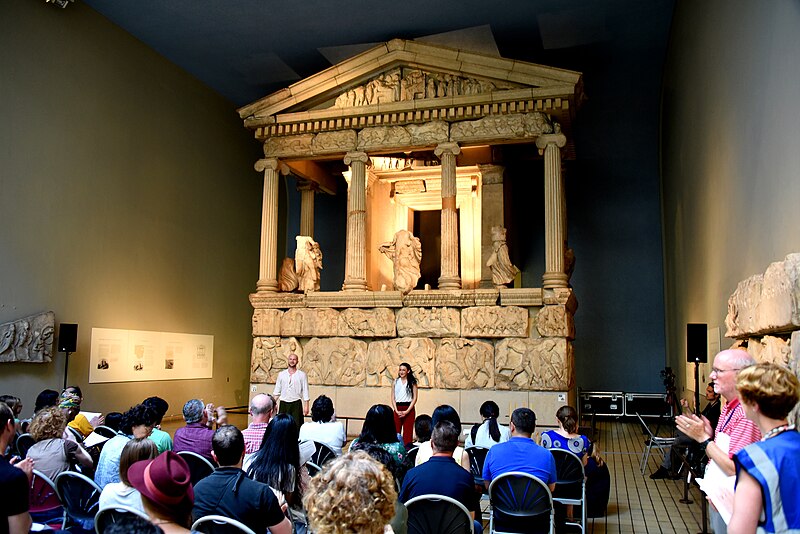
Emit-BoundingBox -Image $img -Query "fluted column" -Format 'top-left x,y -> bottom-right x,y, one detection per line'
478,164 -> 505,289
435,142 -> 462,290
298,180 -> 317,238
536,133 -> 568,288
342,151 -> 369,291
255,158 -> 280,292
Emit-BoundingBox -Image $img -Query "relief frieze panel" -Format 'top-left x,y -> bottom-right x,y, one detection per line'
251,337 -> 302,384
0,311 -> 55,363
495,337 -> 571,391
396,307 -> 460,337
450,112 -> 556,144
252,309 -> 282,337
303,337 -> 367,386
311,130 -> 357,155
281,308 -> 339,337
436,338 -> 494,389
534,305 -> 575,339
366,337 -> 436,388
338,308 -> 397,338
263,134 -> 314,158
461,306 -> 528,337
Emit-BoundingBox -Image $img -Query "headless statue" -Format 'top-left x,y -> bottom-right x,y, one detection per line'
379,229 -> 422,295
487,226 -> 519,288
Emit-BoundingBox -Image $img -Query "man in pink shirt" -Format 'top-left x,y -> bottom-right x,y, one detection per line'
242,394 -> 275,454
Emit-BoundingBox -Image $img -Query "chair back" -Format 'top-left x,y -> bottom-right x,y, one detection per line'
66,425 -> 85,443
192,514 -> 258,534
92,425 -> 118,439
94,505 -> 150,534
405,446 -> 420,465
55,471 -> 102,524
488,471 -> 554,534
310,441 -> 337,466
550,449 -> 585,501
465,446 -> 489,487
177,450 -> 216,486
16,433 -> 35,459
29,469 -> 65,528
305,461 -> 322,477
405,494 -> 474,534
635,413 -> 657,440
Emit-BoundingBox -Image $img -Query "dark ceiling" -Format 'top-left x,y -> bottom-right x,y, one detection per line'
81,0 -> 673,108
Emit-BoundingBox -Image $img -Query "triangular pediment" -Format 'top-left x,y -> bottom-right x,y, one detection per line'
238,39 -> 583,124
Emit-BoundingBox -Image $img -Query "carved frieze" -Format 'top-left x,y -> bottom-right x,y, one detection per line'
499,288 -> 543,307
311,130 -> 357,155
250,292 -> 306,309
0,311 -> 55,363
281,308 -> 339,337
303,337 -> 367,386
495,337 -> 571,391
396,307 -> 460,337
358,126 -> 412,151
436,338 -> 494,389
462,306 -> 528,337
338,308 -> 397,338
752,335 -> 792,367
403,290 -> 476,307
366,338 -> 436,388
450,112 -> 555,144
305,291 -> 404,308
252,309 -> 282,337
263,134 -> 314,158
406,122 -> 449,145
251,336 -> 302,383
535,305 -> 575,339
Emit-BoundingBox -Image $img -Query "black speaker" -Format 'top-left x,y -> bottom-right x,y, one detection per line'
686,323 -> 707,363
58,323 -> 78,353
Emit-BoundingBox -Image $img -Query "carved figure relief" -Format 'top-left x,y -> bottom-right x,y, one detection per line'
486,226 -> 519,288
303,337 -> 367,386
407,121 -> 449,145
279,258 -> 299,292
281,308 -> 339,337
0,311 -> 55,363
358,126 -> 412,151
450,112 -> 556,143
252,309 -> 282,337
295,236 -> 322,292
535,305 -> 575,339
250,337 -> 302,383
396,307 -> 460,338
379,230 -> 422,295
338,308 -> 396,337
263,134 -> 313,158
366,338 -> 435,388
495,337 -> 571,390
436,338 -> 494,389
311,130 -> 357,154
461,306 -> 528,337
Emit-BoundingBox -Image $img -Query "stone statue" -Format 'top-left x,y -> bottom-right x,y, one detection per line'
295,236 -> 322,292
279,257 -> 298,292
486,226 -> 519,288
379,230 -> 421,295
0,311 -> 55,363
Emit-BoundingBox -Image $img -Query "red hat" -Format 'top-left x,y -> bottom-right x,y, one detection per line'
128,451 -> 194,511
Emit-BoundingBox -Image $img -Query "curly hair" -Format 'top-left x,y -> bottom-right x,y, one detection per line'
304,451 -> 397,534
737,363 -> 800,420
28,406 -> 66,441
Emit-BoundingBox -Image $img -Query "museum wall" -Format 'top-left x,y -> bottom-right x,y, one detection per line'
661,1 -> 800,391
0,2 -> 262,416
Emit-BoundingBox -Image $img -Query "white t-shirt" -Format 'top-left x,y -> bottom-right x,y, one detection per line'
99,483 -> 145,513
299,421 -> 346,456
394,379 -> 413,403
273,369 -> 309,403
464,420 -> 512,448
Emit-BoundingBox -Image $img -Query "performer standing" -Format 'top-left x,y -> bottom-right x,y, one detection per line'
273,352 -> 309,429
391,362 -> 418,446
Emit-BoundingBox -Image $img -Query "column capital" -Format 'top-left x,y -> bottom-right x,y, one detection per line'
343,151 -> 369,166
434,142 -> 461,158
535,133 -> 567,154
255,158 -> 280,173
296,179 -> 319,193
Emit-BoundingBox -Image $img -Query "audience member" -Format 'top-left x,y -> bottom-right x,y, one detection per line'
414,405 -> 469,470
541,405 -> 590,458
58,391 -> 83,443
96,403 -> 157,488
676,349 -> 760,534
350,404 -> 407,471
247,414 -> 304,507
465,400 -> 511,449
103,412 -> 124,433
412,414 -> 431,447
64,385 -> 102,437
99,438 -> 158,513
193,425 -> 291,534
173,399 -> 215,462
143,396 -> 173,453
1,401 -> 32,534
33,389 -> 59,414
128,451 -> 194,534
352,443 -> 408,534
0,395 -> 22,432
400,421 -> 483,534
304,451 -> 397,534
26,406 -> 92,480
273,352 -> 310,429
483,407 -> 557,491
299,395 -> 346,456
104,514 -> 164,534
728,363 -> 800,534
391,362 -> 418,446
242,393 -> 275,455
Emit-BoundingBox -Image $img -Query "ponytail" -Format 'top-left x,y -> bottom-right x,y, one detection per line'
479,401 -> 502,442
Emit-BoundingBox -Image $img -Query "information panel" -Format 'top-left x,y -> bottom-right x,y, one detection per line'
89,328 -> 213,383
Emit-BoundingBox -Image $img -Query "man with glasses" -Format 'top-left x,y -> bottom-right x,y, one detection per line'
242,393 -> 275,454
675,348 -> 761,533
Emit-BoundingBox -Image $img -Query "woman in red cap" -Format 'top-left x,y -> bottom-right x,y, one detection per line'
128,451 -> 195,533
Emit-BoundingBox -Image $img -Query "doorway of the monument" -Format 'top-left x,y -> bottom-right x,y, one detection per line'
413,208 -> 461,289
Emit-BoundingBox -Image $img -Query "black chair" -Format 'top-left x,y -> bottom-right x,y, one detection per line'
29,469 -> 66,529
192,515 -> 258,534
94,505 -> 150,534
310,441 -> 337,466
488,471 -> 554,534
465,446 -> 490,489
177,450 -> 216,486
92,425 -> 118,439
55,471 -> 102,528
406,446 -> 420,465
15,432 -> 35,459
305,460 -> 323,477
66,425 -> 85,443
405,494 -> 474,534
550,449 -> 586,534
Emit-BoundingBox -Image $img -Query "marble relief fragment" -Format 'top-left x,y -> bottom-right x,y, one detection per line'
311,130 -> 357,154
303,337 -> 367,386
396,307 -> 460,337
252,309 -> 282,337
534,305 -> 575,339
358,126 -> 412,151
759,260 -> 795,332
756,335 -> 791,366
263,134 -> 314,158
250,336 -> 301,383
461,306 -> 527,337
0,311 -> 55,363
406,122 -> 449,145
436,339 -> 494,389
338,308 -> 396,338
495,337 -> 571,391
366,338 -> 435,388
281,308 -> 339,337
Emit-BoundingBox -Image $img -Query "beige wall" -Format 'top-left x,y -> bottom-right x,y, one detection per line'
661,1 -> 800,390
0,2 -> 262,417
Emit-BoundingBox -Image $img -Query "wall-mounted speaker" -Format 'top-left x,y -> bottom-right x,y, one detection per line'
686,323 -> 707,363
58,323 -> 78,353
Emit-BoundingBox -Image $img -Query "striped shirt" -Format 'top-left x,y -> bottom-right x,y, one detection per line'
242,422 -> 269,454
716,398 -> 761,458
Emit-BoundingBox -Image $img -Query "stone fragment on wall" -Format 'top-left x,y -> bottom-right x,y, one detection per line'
406,122 -> 449,145
251,336 -> 302,383
754,335 -> 791,366
759,258 -> 797,331
252,309 -> 282,337
462,306 -> 527,337
534,305 -> 575,339
449,112 -> 554,144
396,307 -> 460,337
495,337 -> 571,391
338,308 -> 396,337
725,276 -> 763,337
366,338 -> 436,387
311,130 -> 357,155
281,308 -> 339,337
263,134 -> 314,158
358,126 -> 412,151
303,337 -> 367,386
436,338 -> 494,389
0,311 -> 55,363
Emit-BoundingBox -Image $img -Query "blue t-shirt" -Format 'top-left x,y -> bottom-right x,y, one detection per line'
540,430 -> 590,458
482,436 -> 557,485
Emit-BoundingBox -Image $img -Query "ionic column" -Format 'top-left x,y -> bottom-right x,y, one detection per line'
536,133 -> 568,288
478,164 -> 505,289
255,158 -> 280,292
297,180 -> 317,238
435,142 -> 461,290
342,151 -> 369,291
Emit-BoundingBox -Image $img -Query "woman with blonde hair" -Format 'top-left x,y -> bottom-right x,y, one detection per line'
728,363 -> 800,534
26,406 -> 93,480
304,451 -> 397,534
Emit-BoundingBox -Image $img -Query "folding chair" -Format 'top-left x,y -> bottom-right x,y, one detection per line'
177,450 -> 216,486
310,441 -> 337,466
465,446 -> 490,488
406,446 -> 420,465
66,425 -> 85,443
92,425 -> 118,439
635,412 -> 675,475
55,470 -> 102,529
405,494 -> 474,534
29,469 -> 66,529
94,504 -> 150,533
550,449 -> 586,534
15,432 -> 35,459
192,514 -> 258,534
488,472 -> 554,534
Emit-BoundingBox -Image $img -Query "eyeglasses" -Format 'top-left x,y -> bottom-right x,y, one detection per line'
711,367 -> 742,375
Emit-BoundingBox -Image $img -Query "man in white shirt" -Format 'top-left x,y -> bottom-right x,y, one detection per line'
273,353 -> 309,429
